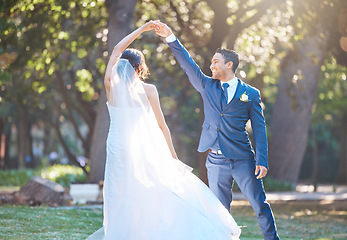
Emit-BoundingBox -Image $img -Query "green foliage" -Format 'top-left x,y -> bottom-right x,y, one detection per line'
0,169 -> 36,187
262,177 -> 295,192
40,165 -> 87,187
0,0 -> 108,165
0,165 -> 87,187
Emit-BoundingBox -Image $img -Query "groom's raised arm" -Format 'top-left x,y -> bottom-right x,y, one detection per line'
155,22 -> 211,92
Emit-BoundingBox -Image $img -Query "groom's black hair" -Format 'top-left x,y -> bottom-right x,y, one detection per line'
216,48 -> 239,73
121,48 -> 149,80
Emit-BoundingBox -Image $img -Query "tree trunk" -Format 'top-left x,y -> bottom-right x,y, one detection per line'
26,121 -> 35,168
268,34 -> 329,183
4,123 -> 11,169
0,118 -> 4,169
337,114 -> 347,184
18,108 -> 28,169
88,0 -> 138,182
312,127 -> 318,191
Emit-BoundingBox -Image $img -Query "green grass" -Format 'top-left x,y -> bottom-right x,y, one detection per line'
0,206 -> 102,240
232,200 -> 347,240
0,200 -> 346,240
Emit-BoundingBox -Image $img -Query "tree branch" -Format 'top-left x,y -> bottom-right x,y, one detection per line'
227,0 -> 287,48
53,119 -> 88,175
36,109 -> 88,175
67,70 -> 95,130
168,0 -> 185,38
55,71 -> 89,155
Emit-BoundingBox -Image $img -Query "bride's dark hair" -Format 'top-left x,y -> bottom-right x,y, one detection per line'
120,48 -> 149,80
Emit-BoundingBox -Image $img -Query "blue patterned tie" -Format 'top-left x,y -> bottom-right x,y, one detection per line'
222,83 -> 229,108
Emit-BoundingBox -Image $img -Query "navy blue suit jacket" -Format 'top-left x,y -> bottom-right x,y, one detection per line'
168,39 -> 269,168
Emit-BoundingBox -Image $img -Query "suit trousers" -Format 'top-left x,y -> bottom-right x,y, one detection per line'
206,152 -> 280,240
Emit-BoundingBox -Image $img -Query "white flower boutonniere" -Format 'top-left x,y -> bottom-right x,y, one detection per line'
240,92 -> 249,102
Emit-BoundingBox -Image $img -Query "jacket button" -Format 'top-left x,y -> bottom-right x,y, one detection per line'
217,128 -> 220,131
220,114 -> 224,117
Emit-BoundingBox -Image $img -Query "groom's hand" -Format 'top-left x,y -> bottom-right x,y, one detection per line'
255,165 -> 268,179
154,20 -> 172,38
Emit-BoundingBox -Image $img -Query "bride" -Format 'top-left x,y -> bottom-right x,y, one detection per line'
86,21 -> 241,240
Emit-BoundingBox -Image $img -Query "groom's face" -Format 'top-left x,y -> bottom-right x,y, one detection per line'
210,53 -> 229,81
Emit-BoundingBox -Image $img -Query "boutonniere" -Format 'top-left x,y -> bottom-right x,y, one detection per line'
240,92 -> 249,102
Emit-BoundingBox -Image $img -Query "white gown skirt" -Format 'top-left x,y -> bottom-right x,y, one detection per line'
85,105 -> 241,240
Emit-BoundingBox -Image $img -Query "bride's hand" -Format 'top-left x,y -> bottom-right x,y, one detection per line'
141,20 -> 157,32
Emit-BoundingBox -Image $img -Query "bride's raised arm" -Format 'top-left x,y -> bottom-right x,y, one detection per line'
104,21 -> 157,96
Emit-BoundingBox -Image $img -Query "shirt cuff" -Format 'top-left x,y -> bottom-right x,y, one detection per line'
165,33 -> 176,43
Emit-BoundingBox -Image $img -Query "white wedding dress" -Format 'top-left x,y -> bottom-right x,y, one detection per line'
86,59 -> 241,240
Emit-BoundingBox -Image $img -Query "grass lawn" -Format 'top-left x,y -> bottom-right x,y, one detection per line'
231,200 -> 347,240
0,205 -> 102,240
0,200 -> 346,240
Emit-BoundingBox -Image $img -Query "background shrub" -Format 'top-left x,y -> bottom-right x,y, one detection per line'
0,165 -> 87,187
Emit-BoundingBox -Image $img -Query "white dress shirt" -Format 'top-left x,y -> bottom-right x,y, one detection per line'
165,33 -> 177,43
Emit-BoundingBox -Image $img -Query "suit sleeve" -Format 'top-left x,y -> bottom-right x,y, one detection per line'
167,39 -> 212,92
249,90 -> 269,169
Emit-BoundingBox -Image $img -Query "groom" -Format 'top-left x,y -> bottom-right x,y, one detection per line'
155,21 -> 280,239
